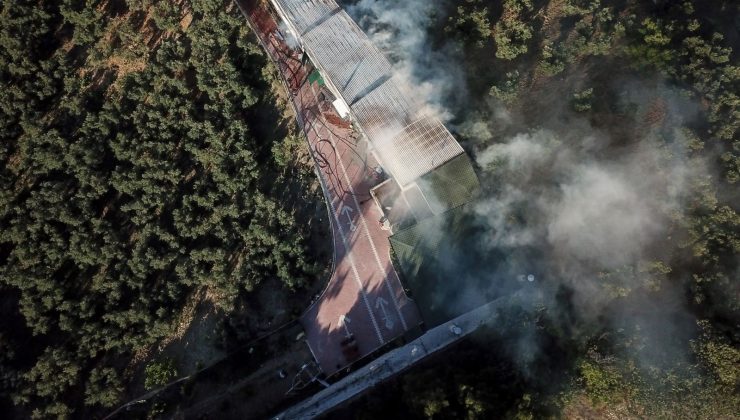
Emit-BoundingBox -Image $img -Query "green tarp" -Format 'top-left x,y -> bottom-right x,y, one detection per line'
308,69 -> 325,86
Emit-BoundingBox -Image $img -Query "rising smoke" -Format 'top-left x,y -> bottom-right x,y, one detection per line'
344,0 -> 467,120
339,0 -> 712,381
418,87 -> 706,381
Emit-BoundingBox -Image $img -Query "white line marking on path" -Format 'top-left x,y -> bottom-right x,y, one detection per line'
339,314 -> 352,338
375,297 -> 394,330
299,102 -> 385,346
341,205 -> 356,232
307,85 -> 409,332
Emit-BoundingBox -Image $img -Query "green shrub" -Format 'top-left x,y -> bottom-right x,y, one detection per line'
144,358 -> 178,390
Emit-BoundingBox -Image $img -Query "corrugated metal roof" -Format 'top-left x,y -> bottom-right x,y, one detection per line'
277,0 -> 337,33
388,117 -> 464,186
271,0 -> 464,186
303,12 -> 394,106
351,80 -> 411,141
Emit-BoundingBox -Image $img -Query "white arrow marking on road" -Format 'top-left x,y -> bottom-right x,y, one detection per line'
338,314 -> 352,338
375,297 -> 394,330
341,205 -> 356,232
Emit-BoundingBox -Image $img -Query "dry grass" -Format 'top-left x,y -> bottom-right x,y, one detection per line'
180,11 -> 193,31
158,288 -> 208,351
529,0 -> 567,89
562,393 -> 641,420
105,54 -> 147,75
78,1 -> 195,93
124,286 -> 225,378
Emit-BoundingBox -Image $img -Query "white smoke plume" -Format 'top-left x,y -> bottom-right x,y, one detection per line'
339,0 -> 718,384
343,0 -> 467,121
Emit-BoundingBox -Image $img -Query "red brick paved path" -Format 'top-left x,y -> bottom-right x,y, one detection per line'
240,0 -> 422,377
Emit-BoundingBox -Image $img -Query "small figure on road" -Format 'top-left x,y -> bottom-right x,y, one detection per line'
379,216 -> 390,231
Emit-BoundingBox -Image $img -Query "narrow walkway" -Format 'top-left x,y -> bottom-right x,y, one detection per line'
237,0 -> 422,377
274,297 -> 508,419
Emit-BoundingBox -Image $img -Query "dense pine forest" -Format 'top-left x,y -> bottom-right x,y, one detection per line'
0,0 -> 328,417
339,0 -> 739,418
1,0 -> 738,419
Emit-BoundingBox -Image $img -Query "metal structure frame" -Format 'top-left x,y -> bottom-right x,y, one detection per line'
267,0 -> 465,188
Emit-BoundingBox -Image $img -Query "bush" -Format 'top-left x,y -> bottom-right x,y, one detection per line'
489,70 -> 521,105
144,358 -> 178,390
494,0 -> 534,60
571,88 -> 594,112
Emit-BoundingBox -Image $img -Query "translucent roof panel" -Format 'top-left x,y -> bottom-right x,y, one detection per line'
379,117 -> 464,186
271,0 -> 465,186
351,79 -> 413,141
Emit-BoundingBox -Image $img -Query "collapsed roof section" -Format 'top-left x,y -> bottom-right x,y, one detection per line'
269,0 -> 464,187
